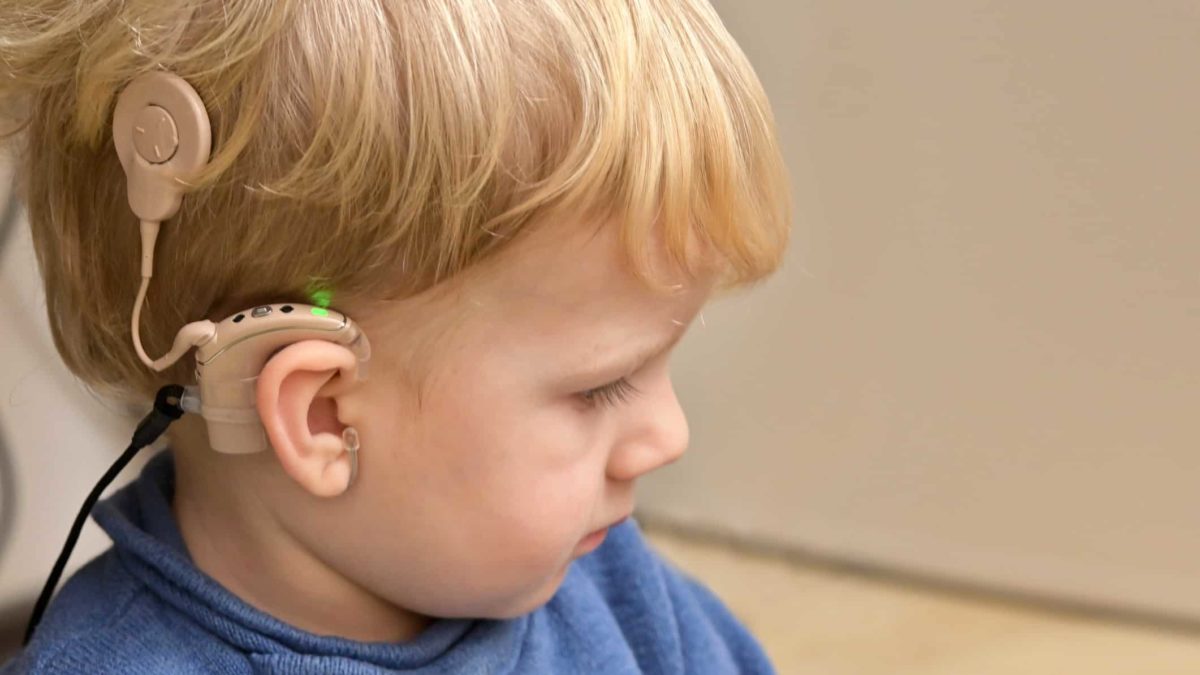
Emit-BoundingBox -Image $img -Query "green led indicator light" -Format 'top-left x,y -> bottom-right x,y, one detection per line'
310,289 -> 333,308
311,307 -> 329,317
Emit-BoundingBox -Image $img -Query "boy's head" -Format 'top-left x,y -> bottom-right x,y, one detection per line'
2,0 -> 790,634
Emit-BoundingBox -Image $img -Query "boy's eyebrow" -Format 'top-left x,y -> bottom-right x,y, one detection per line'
575,318 -> 693,379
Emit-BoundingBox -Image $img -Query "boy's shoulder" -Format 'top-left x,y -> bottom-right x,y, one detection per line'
2,550 -> 248,675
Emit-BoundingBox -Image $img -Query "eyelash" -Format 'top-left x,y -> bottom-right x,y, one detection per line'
580,377 -> 642,409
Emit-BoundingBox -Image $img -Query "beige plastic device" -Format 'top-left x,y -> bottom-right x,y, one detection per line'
112,70 -> 370,454
189,303 -> 370,454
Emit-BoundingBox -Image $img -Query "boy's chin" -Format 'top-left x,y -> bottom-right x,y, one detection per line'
478,564 -> 572,620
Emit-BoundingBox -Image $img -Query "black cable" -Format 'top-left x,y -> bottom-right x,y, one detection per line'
22,385 -> 186,646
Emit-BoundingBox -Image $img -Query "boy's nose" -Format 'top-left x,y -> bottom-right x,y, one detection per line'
605,385 -> 690,482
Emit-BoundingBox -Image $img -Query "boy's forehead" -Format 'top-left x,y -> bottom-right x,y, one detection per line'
457,218 -> 711,378
448,224 -> 707,384
495,217 -> 700,300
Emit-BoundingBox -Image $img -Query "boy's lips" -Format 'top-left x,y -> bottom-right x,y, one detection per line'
576,513 -> 632,553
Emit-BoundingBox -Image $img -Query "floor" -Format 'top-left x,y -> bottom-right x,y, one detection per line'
642,523 -> 1200,675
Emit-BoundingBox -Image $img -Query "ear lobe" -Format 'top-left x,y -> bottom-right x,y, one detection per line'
256,340 -> 363,498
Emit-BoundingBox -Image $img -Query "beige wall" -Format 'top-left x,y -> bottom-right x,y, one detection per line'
639,0 -> 1200,621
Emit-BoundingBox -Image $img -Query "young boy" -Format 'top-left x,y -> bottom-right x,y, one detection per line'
0,0 -> 791,672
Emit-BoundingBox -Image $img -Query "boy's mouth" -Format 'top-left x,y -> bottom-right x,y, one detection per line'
576,513 -> 631,554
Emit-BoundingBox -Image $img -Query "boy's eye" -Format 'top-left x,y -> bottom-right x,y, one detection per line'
579,377 -> 641,409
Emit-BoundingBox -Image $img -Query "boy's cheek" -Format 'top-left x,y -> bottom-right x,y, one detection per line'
405,517 -> 579,617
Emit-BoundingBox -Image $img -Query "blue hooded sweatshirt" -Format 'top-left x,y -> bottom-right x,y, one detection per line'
2,449 -> 775,673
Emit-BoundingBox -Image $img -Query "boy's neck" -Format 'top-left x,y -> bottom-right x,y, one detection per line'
168,421 -> 432,643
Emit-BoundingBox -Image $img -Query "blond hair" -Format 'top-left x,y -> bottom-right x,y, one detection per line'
0,0 -> 792,403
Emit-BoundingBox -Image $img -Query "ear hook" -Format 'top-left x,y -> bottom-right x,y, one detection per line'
112,71 -> 217,371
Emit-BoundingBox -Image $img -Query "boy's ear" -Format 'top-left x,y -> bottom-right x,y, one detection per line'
255,340 -> 363,498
